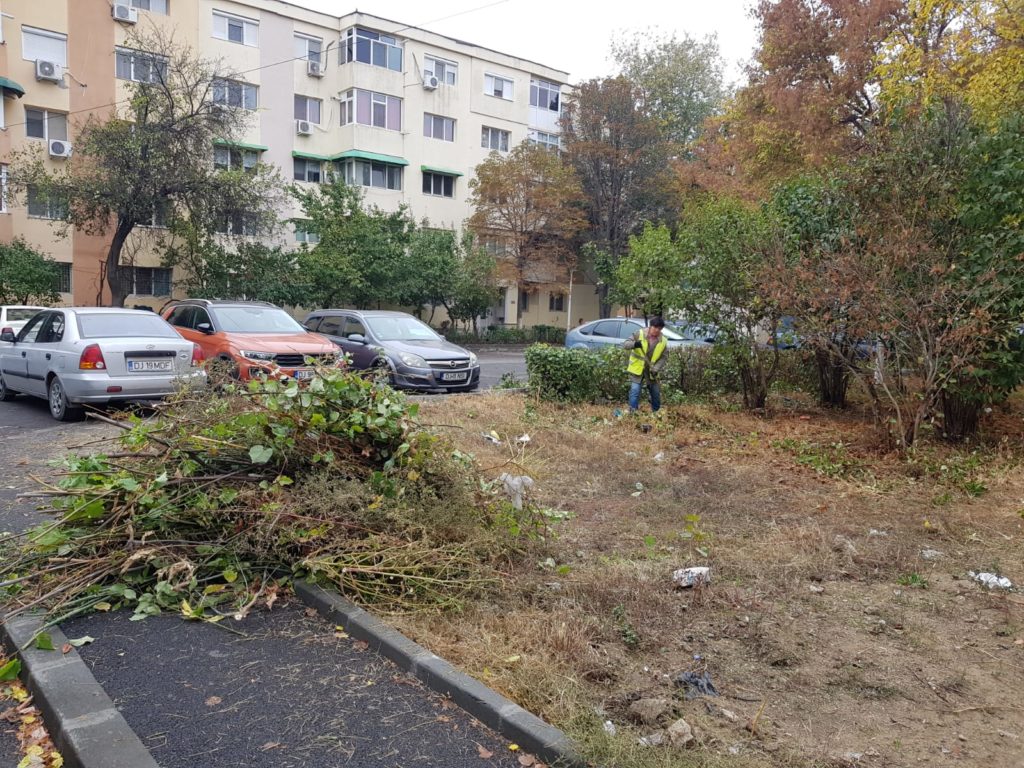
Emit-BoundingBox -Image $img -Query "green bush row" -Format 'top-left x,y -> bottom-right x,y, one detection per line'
443,325 -> 566,345
524,344 -> 818,404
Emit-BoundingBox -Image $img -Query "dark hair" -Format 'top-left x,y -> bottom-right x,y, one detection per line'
649,316 -> 665,328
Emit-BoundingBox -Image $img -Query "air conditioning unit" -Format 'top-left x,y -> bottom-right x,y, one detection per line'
112,3 -> 138,23
422,75 -> 439,91
49,140 -> 72,159
295,119 -> 313,136
306,60 -> 324,78
35,60 -> 64,84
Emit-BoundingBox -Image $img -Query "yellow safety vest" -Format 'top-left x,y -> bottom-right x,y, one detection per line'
627,333 -> 667,376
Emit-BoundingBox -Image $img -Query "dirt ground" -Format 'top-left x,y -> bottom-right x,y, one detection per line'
403,392 -> 1024,768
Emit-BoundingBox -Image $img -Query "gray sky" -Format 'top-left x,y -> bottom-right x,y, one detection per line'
292,0 -> 759,85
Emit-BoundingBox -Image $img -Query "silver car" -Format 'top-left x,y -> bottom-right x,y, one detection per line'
0,305 -> 47,335
0,308 -> 206,421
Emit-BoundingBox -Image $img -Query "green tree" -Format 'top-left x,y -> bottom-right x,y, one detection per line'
0,238 -> 60,306
8,28 -> 285,307
468,143 -> 587,325
403,227 -> 459,321
446,234 -> 499,334
611,224 -> 685,318
292,179 -> 415,309
610,30 -> 727,146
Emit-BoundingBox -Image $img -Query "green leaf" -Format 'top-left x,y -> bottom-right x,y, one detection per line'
222,568 -> 238,583
67,636 -> 95,648
35,632 -> 56,651
249,445 -> 274,464
0,658 -> 21,681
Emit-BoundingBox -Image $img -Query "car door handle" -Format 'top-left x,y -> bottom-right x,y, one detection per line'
45,353 -> 51,360
21,351 -> 26,358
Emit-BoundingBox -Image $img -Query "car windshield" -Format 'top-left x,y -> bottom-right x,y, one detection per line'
214,307 -> 305,333
670,323 -> 714,341
7,308 -> 42,322
78,313 -> 179,339
365,316 -> 440,341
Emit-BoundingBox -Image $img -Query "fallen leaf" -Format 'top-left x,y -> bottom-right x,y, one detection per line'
34,634 -> 55,652
353,640 -> 368,652
66,636 -> 95,648
304,607 -> 318,618
509,744 -> 520,751
477,745 -> 493,759
61,645 -> 71,655
518,754 -> 537,766
260,742 -> 282,751
204,696 -> 222,707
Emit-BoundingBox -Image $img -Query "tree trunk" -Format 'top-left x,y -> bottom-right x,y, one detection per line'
815,349 -> 850,408
740,363 -> 768,410
597,283 -> 611,319
105,218 -> 135,308
941,391 -> 981,442
566,268 -> 574,332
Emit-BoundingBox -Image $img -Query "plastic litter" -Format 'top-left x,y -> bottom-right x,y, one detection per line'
497,473 -> 535,511
673,566 -> 711,588
674,670 -> 719,699
920,548 -> 943,561
481,431 -> 501,445
603,720 -> 617,736
516,433 -> 531,444
970,571 -> 1013,590
654,452 -> 665,462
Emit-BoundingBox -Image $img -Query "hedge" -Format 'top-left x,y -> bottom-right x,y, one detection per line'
443,325 -> 566,345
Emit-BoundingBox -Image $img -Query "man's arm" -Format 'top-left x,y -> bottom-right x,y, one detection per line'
622,331 -> 641,350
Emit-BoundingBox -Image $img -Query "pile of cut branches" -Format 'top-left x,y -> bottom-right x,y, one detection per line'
0,370 -> 532,626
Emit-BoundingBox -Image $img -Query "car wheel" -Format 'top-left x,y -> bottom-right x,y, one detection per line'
0,373 -> 16,402
48,377 -> 85,422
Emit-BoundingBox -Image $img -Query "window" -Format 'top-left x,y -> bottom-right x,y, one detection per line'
25,108 -> 68,142
26,185 -> 68,220
424,56 -> 457,86
484,74 -> 513,100
293,158 -> 322,183
294,220 -> 320,244
519,290 -> 529,312
55,263 -> 72,293
591,320 -> 622,338
37,312 -> 66,344
213,79 -> 258,111
530,78 -> 560,112
481,238 -> 510,256
121,267 -> 172,297
339,159 -> 402,191
214,146 -> 260,172
294,33 -> 322,64
341,27 -> 402,72
216,212 -> 258,237
423,113 -> 455,142
115,48 -> 168,83
22,27 -> 67,67
344,316 -> 368,339
0,165 -> 7,213
422,172 -> 455,198
131,0 -> 169,15
549,292 -> 565,312
212,11 -> 258,47
529,129 -> 560,152
340,89 -> 402,131
294,95 -> 322,124
315,315 -> 342,336
481,126 -> 510,152
140,199 -> 171,228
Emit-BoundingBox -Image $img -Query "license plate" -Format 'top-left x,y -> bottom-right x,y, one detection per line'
440,371 -> 468,381
294,370 -> 315,380
127,359 -> 173,372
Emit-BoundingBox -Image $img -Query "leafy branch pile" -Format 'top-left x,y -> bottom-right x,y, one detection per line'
0,370 -> 533,626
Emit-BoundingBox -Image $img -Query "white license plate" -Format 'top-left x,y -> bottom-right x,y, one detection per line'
294,370 -> 315,380
440,371 -> 468,381
127,359 -> 173,372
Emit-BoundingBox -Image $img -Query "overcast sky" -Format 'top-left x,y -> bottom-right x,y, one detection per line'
293,0 -> 760,85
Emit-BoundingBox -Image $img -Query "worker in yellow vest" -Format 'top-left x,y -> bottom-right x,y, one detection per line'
623,316 -> 667,413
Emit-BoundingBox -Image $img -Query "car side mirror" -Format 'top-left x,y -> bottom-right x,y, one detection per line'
0,329 -> 16,343
348,333 -> 367,344
196,322 -> 214,335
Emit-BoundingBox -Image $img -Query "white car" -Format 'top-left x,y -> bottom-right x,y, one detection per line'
0,305 -> 46,335
0,307 -> 206,421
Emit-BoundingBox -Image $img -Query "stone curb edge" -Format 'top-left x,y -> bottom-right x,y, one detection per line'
0,612 -> 160,768
294,581 -> 585,768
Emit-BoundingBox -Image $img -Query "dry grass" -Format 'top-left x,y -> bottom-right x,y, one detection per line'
393,392 -> 1024,768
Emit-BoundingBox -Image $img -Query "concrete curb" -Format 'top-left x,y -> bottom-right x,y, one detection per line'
0,613 -> 160,768
294,581 -> 585,768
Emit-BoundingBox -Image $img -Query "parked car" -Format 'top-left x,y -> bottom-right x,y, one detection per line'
566,318 -> 714,351
0,305 -> 46,335
304,310 -> 481,392
162,300 -> 338,381
0,308 -> 206,421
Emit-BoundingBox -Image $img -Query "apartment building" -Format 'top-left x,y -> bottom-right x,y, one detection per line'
0,0 -> 600,327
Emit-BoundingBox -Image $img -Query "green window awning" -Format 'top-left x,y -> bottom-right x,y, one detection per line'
0,77 -> 26,99
420,164 -> 464,177
292,150 -> 333,162
214,139 -> 269,152
333,149 -> 409,166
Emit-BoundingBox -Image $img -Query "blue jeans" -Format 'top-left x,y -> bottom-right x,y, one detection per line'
629,380 -> 661,412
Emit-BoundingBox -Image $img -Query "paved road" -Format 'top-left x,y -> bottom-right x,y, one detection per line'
474,348 -> 528,390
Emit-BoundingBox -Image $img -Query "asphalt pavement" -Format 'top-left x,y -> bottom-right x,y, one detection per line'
0,347 -> 532,767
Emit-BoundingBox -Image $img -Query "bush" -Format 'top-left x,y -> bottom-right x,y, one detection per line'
525,344 -> 816,404
443,325 -> 567,346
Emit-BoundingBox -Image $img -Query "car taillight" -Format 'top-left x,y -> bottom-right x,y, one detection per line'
191,343 -> 205,367
79,344 -> 106,370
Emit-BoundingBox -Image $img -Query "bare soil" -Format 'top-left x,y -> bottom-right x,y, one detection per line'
402,392 -> 1024,768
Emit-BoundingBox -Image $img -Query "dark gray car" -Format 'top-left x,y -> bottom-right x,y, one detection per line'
304,310 -> 480,392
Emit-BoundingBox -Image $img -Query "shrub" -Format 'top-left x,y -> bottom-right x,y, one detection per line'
443,325 -> 567,346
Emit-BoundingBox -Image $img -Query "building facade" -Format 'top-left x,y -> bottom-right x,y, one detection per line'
0,0 -> 600,327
